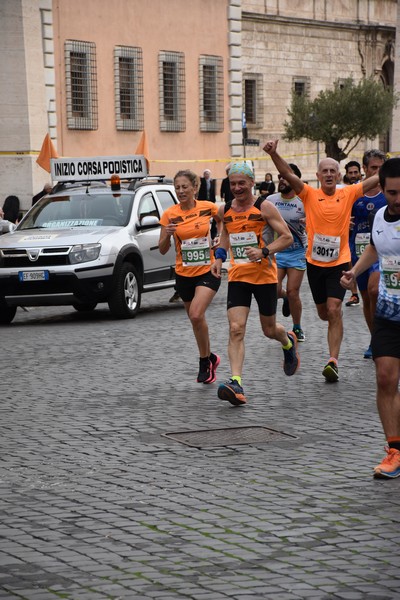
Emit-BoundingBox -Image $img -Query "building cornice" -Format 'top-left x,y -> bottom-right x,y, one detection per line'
242,11 -> 395,35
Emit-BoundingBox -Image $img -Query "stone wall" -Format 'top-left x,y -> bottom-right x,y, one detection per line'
241,0 -> 397,183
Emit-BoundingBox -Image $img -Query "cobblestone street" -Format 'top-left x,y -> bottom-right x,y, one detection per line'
1,279 -> 400,600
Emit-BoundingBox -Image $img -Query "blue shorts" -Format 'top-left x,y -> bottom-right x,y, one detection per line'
276,247 -> 306,271
351,255 -> 380,292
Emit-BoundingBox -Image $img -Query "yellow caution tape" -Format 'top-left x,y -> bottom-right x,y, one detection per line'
2,150 -> 399,162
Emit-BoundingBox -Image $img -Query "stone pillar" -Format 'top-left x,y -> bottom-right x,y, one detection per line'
228,0 -> 243,159
0,0 -> 54,211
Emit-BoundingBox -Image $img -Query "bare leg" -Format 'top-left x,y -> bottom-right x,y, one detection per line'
259,313 -> 289,345
286,268 -> 305,326
315,297 -> 343,359
226,306 -> 250,377
277,267 -> 287,299
368,271 -> 380,324
375,357 -> 400,439
184,286 -> 217,357
360,289 -> 373,333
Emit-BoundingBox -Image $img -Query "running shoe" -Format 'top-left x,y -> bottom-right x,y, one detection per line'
364,345 -> 373,359
345,294 -> 360,307
208,352 -> 221,384
374,447 -> 400,479
282,332 -> 299,376
322,360 -> 339,382
169,291 -> 181,303
217,379 -> 247,406
293,326 -> 305,342
282,296 -> 291,317
197,357 -> 212,384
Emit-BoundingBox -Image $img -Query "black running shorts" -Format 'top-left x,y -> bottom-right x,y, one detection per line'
371,317 -> 400,359
306,261 -> 348,305
175,270 -> 221,302
227,281 -> 278,317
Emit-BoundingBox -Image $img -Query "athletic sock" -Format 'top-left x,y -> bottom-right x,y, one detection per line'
231,375 -> 242,386
328,357 -> 338,365
282,339 -> 293,351
387,437 -> 400,451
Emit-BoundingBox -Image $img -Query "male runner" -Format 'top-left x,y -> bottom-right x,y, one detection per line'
263,139 -> 379,382
267,163 -> 307,341
211,162 -> 299,406
341,157 -> 400,478
349,149 -> 386,358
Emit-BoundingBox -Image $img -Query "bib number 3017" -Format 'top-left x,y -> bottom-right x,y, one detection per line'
311,233 -> 340,263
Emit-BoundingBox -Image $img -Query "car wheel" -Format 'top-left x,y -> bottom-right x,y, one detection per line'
108,262 -> 141,318
0,300 -> 17,325
72,302 -> 97,312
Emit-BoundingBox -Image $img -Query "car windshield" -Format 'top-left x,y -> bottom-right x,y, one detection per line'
19,193 -> 135,230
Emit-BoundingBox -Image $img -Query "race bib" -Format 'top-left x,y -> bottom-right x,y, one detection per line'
229,231 -> 258,263
181,236 -> 210,267
311,233 -> 340,263
355,232 -> 370,258
382,256 -> 400,296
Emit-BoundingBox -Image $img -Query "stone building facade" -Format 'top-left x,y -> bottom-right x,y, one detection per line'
241,0 -> 397,182
0,0 -> 398,208
0,0 -> 233,209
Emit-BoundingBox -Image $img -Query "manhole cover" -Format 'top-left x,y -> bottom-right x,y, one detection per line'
163,426 -> 297,448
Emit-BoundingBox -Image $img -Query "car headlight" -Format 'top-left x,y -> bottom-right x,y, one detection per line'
69,243 -> 101,264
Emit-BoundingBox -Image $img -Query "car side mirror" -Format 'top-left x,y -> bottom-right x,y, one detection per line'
137,215 -> 160,231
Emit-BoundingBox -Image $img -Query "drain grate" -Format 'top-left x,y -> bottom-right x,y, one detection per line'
163,426 -> 297,448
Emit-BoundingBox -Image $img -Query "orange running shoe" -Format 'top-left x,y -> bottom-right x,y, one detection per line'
345,293 -> 360,307
374,446 -> 400,479
218,379 -> 247,406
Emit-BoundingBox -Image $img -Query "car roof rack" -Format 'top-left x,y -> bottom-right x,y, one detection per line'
50,181 -> 108,194
128,175 -> 173,190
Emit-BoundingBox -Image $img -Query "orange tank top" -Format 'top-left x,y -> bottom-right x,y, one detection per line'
224,199 -> 277,284
160,200 -> 218,277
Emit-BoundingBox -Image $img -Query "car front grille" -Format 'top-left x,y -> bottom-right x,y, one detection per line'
0,247 -> 71,267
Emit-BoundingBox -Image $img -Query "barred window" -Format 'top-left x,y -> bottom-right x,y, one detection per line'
159,51 -> 185,132
114,46 -> 144,131
293,76 -> 310,97
199,55 -> 223,132
243,73 -> 263,127
65,40 -> 97,130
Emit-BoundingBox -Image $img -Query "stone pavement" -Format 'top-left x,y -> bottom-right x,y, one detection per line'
1,279 -> 400,600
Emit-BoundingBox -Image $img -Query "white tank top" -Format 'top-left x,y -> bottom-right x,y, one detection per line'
372,206 -> 400,321
267,193 -> 307,251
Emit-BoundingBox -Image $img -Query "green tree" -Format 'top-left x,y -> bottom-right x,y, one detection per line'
283,77 -> 398,162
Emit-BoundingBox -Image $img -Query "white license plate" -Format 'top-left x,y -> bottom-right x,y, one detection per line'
18,271 -> 49,282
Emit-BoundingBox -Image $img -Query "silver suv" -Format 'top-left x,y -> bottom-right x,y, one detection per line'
0,172 -> 177,324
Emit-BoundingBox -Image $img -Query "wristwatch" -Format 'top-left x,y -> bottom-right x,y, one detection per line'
262,247 -> 270,258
